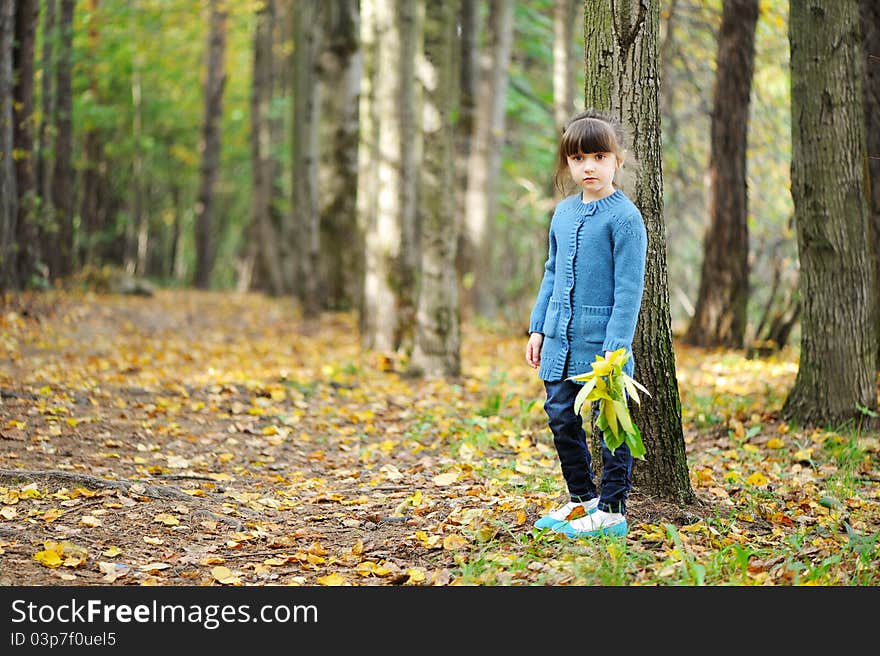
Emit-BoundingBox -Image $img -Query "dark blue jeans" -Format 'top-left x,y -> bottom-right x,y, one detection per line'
543,377 -> 632,514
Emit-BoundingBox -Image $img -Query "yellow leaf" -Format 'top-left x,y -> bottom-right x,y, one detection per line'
766,438 -> 785,449
80,515 -> 102,527
143,536 -> 164,545
442,534 -> 468,550
317,573 -> 346,586
406,568 -> 426,583
42,508 -> 63,522
34,549 -> 64,568
211,566 -> 240,585
102,546 -> 122,557
746,472 -> 768,487
0,507 -> 16,520
154,513 -> 179,526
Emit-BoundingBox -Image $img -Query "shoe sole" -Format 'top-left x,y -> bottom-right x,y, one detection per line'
554,521 -> 628,538
533,504 -> 598,530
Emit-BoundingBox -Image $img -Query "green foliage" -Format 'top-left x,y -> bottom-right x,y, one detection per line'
568,349 -> 650,459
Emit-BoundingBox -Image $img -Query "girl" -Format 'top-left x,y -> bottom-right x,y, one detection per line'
525,109 -> 647,538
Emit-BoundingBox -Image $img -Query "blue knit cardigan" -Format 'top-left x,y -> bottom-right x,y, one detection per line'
528,189 -> 647,382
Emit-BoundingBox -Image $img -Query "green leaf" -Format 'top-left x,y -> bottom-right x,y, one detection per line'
624,425 -> 647,459
613,399 -> 634,434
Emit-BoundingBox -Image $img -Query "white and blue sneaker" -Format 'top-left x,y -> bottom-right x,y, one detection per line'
533,498 -> 599,530
554,508 -> 628,538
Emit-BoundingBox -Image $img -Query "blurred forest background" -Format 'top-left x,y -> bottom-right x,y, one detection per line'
0,0 -> 797,331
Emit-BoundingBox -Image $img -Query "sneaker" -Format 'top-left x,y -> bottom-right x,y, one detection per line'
533,498 -> 599,530
554,508 -> 628,538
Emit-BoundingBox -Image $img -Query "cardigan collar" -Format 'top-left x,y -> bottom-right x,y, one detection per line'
577,189 -> 625,216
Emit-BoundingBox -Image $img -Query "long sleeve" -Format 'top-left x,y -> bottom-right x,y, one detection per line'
529,223 -> 557,334
602,211 -> 647,353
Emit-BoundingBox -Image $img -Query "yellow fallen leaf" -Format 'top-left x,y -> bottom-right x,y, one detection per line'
42,508 -> 63,522
746,472 -> 769,487
211,566 -> 240,585
154,513 -> 179,526
80,515 -> 102,527
406,568 -> 426,583
143,536 -> 164,545
102,546 -> 122,557
34,549 -> 63,568
766,438 -> 785,449
0,507 -> 17,520
442,534 -> 469,550
317,573 -> 346,586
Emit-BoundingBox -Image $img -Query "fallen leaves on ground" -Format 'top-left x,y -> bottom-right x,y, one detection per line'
0,289 -> 877,586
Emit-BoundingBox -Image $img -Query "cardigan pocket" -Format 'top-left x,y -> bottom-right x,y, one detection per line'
580,305 -> 613,344
542,300 -> 563,338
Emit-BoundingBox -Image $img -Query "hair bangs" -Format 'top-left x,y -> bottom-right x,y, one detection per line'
561,117 -> 619,157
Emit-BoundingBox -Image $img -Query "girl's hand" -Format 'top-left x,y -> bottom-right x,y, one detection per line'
526,333 -> 544,369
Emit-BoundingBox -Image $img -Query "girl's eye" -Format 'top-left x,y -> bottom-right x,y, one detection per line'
596,153 -> 605,160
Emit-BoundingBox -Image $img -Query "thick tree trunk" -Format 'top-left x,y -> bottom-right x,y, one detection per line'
361,0 -> 419,351
250,0 -> 284,296
410,0 -> 461,378
782,0 -> 878,427
50,0 -> 74,280
862,0 -> 880,369
318,0 -> 361,311
194,0 -> 227,289
684,0 -> 758,349
584,0 -> 695,506
0,0 -> 17,291
460,0 -> 513,318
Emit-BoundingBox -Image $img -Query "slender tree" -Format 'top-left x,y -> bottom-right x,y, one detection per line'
194,0 -> 228,289
292,0 -> 322,313
50,0 -> 74,279
36,0 -> 55,235
584,0 -> 694,505
0,0 -> 17,291
782,0 -> 877,427
249,0 -> 284,295
683,0 -> 759,349
360,0 -> 420,351
460,0 -> 513,318
410,0 -> 461,378
318,0 -> 361,311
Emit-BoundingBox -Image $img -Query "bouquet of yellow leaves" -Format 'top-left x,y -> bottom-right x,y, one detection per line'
567,348 -> 650,460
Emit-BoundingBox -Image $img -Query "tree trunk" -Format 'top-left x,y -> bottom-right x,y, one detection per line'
0,0 -> 17,291
410,0 -> 461,378
292,0 -> 322,313
36,0 -> 55,242
684,0 -> 758,349
553,0 -> 576,134
318,0 -> 361,311
194,0 -> 227,289
460,0 -> 513,318
50,0 -> 74,280
356,0 -> 378,336
782,0 -> 878,427
360,0 -> 420,351
862,0 -> 880,369
584,0 -> 695,506
79,0 -> 104,269
250,0 -> 284,296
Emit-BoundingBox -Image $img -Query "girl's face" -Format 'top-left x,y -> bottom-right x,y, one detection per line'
567,151 -> 621,201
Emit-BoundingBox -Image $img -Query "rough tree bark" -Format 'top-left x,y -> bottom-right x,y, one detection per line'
782,0 -> 878,427
50,0 -> 74,280
410,0 -> 461,378
584,0 -> 695,506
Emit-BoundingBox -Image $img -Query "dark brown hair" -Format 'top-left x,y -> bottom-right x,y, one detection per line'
554,109 -> 629,194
